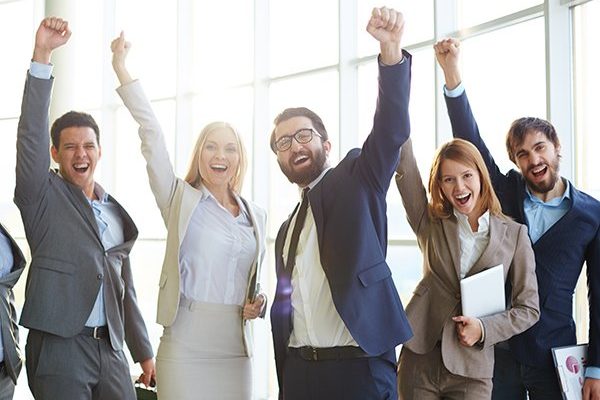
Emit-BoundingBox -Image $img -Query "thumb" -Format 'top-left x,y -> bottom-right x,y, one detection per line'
452,316 -> 467,324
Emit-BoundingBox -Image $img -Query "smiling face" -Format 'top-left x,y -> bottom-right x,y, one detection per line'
198,127 -> 240,192
274,116 -> 330,187
512,130 -> 561,195
440,158 -> 483,223
51,126 -> 101,199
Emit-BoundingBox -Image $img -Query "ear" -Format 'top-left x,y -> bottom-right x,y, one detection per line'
323,140 -> 332,156
51,146 -> 59,163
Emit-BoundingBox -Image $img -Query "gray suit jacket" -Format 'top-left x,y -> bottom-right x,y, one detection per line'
0,224 -> 25,383
395,139 -> 540,379
14,73 -> 153,362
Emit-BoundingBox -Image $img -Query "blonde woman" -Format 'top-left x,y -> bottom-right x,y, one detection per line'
395,138 -> 540,399
111,33 -> 266,400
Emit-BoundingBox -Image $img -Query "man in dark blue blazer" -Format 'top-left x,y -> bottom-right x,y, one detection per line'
269,6 -> 413,400
434,38 -> 600,400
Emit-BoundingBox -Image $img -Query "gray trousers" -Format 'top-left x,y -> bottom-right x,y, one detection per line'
0,363 -> 15,400
25,329 -> 136,400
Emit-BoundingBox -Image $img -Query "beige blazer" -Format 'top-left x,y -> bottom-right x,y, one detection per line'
395,139 -> 539,379
116,80 -> 267,356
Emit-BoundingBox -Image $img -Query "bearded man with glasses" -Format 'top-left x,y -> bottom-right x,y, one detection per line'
269,6 -> 413,400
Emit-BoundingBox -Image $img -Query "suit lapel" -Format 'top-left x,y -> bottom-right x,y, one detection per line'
467,216 -> 507,277
441,217 -> 462,279
241,197 -> 262,300
62,180 -> 102,244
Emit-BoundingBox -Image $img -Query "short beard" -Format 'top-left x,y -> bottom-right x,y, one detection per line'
526,159 -> 560,194
278,147 -> 327,187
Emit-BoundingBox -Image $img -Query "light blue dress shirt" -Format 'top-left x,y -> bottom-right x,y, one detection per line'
29,61 -> 126,328
0,230 -> 14,362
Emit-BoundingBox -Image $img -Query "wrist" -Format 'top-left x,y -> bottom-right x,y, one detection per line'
32,47 -> 52,64
379,42 -> 402,65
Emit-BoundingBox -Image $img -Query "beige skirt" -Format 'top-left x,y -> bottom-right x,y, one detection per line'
156,299 -> 252,400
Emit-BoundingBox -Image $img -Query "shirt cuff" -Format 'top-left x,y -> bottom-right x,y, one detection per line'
444,82 -> 465,98
29,61 -> 53,79
585,366 -> 600,379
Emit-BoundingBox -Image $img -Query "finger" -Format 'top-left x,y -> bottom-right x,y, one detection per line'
379,7 -> 390,27
386,9 -> 397,30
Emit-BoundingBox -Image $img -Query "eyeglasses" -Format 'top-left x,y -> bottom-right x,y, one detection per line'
272,128 -> 322,152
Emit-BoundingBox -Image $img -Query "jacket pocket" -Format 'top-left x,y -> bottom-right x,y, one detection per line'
358,261 -> 391,287
31,256 -> 75,275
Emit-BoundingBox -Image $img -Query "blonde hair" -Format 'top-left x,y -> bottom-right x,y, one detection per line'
428,139 -> 504,220
184,121 -> 248,193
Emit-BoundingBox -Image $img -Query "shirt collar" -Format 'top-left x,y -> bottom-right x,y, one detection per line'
199,183 -> 249,218
453,208 -> 490,234
525,178 -> 571,206
56,170 -> 108,203
298,167 -> 332,197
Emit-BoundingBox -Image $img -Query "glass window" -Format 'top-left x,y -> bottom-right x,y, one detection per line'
268,70 -> 339,237
457,0 -> 542,29
0,0 -> 34,118
357,0 -> 434,57
115,1 -> 177,99
574,0 -> 600,200
0,119 -> 24,236
387,244 -> 424,306
114,101 -> 175,239
269,0 -> 338,77
455,18 -> 546,174
192,1 -> 254,89
68,0 -> 104,110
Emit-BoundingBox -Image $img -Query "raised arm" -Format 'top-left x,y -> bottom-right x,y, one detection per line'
434,38 -> 508,192
111,32 -> 178,218
15,17 -> 71,206
394,139 -> 430,244
359,7 -> 411,193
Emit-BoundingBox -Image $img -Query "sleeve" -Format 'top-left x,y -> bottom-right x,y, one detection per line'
585,225 -> 600,369
14,73 -> 54,206
444,89 -> 510,194
394,138 -> 430,243
480,223 -> 540,347
121,255 -> 154,363
358,50 -> 412,193
116,80 -> 178,222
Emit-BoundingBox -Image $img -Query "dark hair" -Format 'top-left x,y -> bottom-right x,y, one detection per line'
270,107 -> 328,153
50,111 -> 100,148
506,117 -> 560,163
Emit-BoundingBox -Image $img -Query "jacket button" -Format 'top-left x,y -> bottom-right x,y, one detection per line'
455,294 -> 461,300
97,274 -> 103,279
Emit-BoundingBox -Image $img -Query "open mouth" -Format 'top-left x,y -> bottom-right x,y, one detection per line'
292,154 -> 310,166
73,163 -> 89,174
210,164 -> 228,172
455,193 -> 471,206
530,165 -> 547,179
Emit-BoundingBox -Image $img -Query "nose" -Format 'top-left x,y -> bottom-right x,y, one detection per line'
455,178 -> 465,190
290,137 -> 303,152
75,146 -> 86,157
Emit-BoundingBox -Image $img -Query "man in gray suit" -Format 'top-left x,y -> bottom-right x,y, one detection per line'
0,224 -> 25,400
15,17 -> 155,399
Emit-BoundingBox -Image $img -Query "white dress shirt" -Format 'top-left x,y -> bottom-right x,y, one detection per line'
285,168 -> 358,348
179,186 -> 256,306
455,209 -> 490,279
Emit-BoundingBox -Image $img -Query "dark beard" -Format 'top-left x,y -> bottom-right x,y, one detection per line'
525,159 -> 560,194
278,148 -> 327,186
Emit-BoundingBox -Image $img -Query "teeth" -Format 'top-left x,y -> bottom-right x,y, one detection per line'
455,193 -> 469,200
74,163 -> 88,168
211,164 -> 227,170
294,155 -> 308,163
533,166 -> 546,174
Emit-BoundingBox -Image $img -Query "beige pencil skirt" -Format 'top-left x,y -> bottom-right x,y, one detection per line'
155,299 -> 252,400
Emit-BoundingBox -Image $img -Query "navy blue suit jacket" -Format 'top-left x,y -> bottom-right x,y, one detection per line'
445,90 -> 600,370
270,51 -> 414,391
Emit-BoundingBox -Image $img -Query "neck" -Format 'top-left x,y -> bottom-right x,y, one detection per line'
530,177 -> 566,202
204,182 -> 234,207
